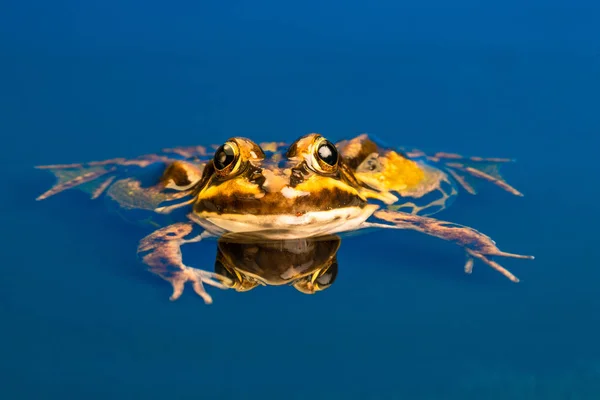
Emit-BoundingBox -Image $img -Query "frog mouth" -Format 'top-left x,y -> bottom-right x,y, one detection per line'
188,204 -> 379,239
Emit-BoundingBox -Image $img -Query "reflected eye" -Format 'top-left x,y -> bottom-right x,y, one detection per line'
214,143 -> 236,170
315,260 -> 338,289
292,259 -> 339,294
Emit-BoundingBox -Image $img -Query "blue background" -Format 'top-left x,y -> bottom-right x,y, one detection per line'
1,0 -> 599,398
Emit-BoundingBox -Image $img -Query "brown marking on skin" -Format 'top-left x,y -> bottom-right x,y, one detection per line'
338,161 -> 365,189
197,171 -> 264,204
193,160 -> 216,194
137,222 -> 230,304
336,134 -> 379,169
289,165 -> 308,187
36,167 -> 116,200
285,142 -> 298,158
159,161 -> 203,190
195,185 -> 365,216
247,166 -> 267,187
372,209 -> 534,282
162,162 -> 191,186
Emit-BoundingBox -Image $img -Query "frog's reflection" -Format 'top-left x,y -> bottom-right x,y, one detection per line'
213,234 -> 340,294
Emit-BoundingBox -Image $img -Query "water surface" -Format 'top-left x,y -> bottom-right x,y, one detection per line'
1,1 -> 599,398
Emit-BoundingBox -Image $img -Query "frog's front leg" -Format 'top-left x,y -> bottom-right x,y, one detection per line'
364,210 -> 534,282
137,222 -> 231,304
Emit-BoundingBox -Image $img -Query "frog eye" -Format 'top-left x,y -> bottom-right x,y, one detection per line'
313,137 -> 339,173
317,140 -> 338,166
213,141 -> 240,176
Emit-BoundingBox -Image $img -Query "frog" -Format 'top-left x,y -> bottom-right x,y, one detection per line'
36,132 -> 533,304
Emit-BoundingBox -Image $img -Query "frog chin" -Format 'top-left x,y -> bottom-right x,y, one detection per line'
189,204 -> 379,239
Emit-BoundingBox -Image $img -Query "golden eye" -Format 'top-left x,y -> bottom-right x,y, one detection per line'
213,141 -> 240,176
214,143 -> 235,170
313,137 -> 339,172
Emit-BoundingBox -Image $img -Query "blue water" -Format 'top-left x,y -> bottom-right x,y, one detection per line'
2,1 -> 600,398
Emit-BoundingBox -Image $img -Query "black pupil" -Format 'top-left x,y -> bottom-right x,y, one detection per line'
214,143 -> 235,170
317,141 -> 338,166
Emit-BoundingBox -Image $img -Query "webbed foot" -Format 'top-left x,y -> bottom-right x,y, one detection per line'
366,210 -> 534,282
137,222 -> 230,304
401,148 -> 523,196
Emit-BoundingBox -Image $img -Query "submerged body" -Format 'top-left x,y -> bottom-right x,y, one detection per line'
36,133 -> 533,304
